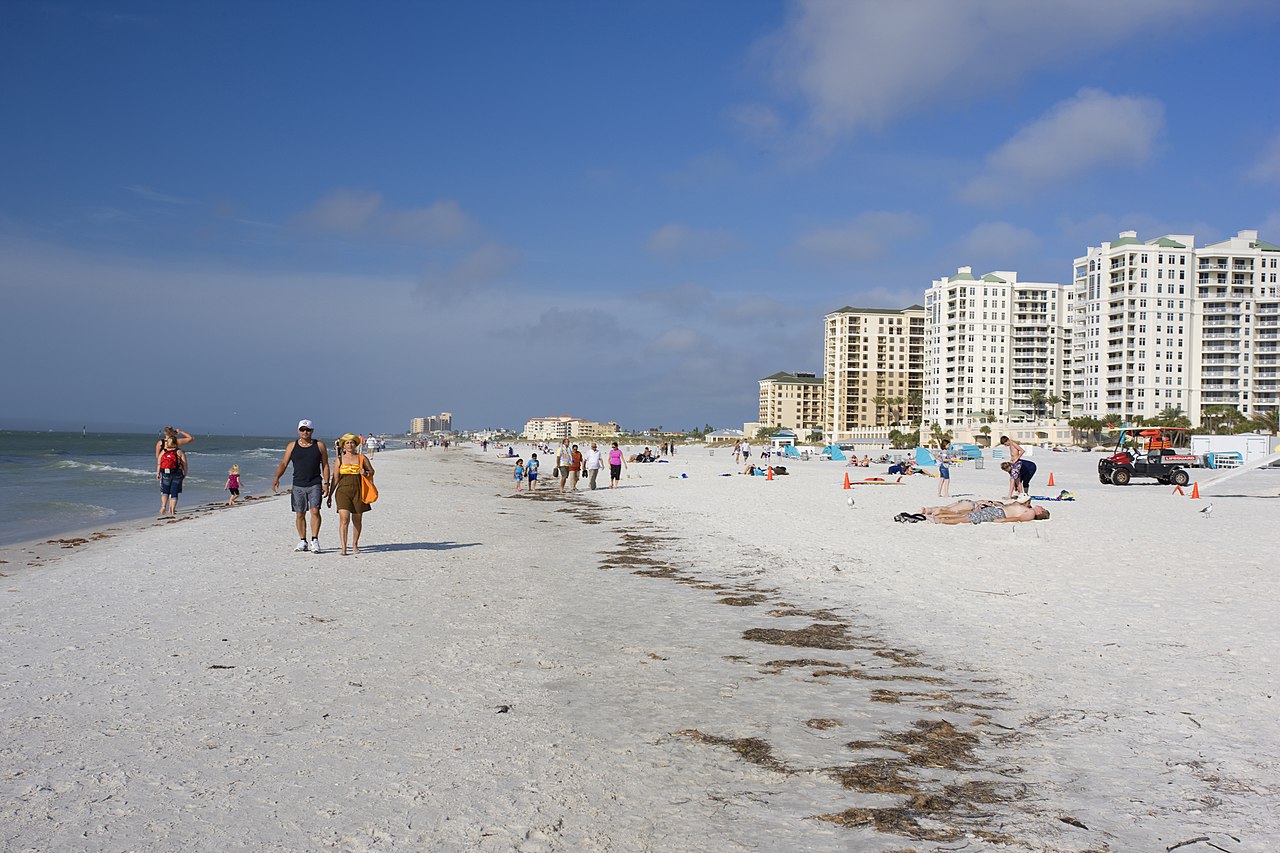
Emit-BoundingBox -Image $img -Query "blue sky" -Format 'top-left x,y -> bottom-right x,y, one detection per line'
3,1 -> 1279,435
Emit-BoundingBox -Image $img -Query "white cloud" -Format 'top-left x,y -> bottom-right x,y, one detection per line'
417,242 -> 522,302
1249,131 -> 1280,182
649,326 -> 706,356
958,222 -> 1042,259
793,211 -> 924,262
961,89 -> 1164,204
298,188 -> 476,245
125,185 -> 194,205
646,224 -> 739,259
727,103 -> 783,139
762,0 -> 1217,146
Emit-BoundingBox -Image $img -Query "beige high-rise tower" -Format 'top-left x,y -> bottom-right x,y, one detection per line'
823,306 -> 925,440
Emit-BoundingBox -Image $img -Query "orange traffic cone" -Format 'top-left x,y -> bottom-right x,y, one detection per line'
1047,472 -> 1055,487
843,473 -> 851,489
1190,482 -> 1200,499
767,466 -> 774,481
1172,485 -> 1184,495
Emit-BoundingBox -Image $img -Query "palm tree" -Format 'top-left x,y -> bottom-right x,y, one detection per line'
978,424 -> 992,446
929,423 -> 953,448
1251,408 -> 1279,436
1046,393 -> 1062,419
888,396 -> 905,424
1201,404 -> 1247,435
1028,389 -> 1047,420
872,395 -> 888,426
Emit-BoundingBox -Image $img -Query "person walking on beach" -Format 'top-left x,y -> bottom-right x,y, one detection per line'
733,440 -> 742,464
583,442 -> 604,490
522,450 -> 537,491
608,441 -> 626,488
935,439 -> 951,497
326,433 -> 373,556
527,453 -> 540,490
271,419 -> 331,553
155,436 -> 188,517
225,464 -> 241,506
513,457 -> 525,492
154,426 -> 195,461
557,440 -> 573,493
569,443 -> 583,490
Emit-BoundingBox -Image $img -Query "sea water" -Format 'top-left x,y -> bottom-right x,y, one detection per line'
0,431 -> 306,546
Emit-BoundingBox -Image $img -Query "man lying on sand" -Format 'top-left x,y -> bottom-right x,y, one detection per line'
925,500 -> 1049,525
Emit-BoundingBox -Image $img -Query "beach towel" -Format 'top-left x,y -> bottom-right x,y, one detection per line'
1031,490 -> 1076,502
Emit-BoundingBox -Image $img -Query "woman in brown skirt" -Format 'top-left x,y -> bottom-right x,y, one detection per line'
326,433 -> 375,555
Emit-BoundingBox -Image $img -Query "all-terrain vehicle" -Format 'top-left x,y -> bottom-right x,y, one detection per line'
1097,427 -> 1197,486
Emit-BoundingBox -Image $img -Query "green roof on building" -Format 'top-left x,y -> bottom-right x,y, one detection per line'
948,270 -> 977,281
1255,239 -> 1280,252
1150,237 -> 1187,248
1109,235 -> 1142,247
981,273 -> 1007,283
759,371 -> 822,384
827,306 -> 924,315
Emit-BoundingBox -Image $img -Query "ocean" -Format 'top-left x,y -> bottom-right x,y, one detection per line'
0,431 -> 317,547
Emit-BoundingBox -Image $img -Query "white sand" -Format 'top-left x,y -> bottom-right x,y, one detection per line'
2,446 -> 1276,852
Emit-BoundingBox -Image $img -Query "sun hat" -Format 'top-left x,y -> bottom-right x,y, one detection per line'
298,419 -> 314,429
339,433 -> 362,446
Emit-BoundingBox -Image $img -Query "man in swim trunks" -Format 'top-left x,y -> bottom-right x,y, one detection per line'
926,501 -> 1049,525
920,499 -> 1002,516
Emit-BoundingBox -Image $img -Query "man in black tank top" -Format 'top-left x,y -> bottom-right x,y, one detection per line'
271,419 -> 332,553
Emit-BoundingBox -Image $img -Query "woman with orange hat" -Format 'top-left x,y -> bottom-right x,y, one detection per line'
326,433 -> 375,555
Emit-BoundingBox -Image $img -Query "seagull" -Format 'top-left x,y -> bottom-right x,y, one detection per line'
847,496 -> 855,507
1199,504 -> 1213,517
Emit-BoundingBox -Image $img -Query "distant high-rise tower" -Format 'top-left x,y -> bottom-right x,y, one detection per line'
822,306 -> 925,440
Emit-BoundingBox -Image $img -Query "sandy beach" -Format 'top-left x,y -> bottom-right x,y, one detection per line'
2,446 -> 1277,852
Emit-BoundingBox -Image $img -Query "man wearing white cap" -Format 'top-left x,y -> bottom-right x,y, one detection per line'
271,419 -> 331,553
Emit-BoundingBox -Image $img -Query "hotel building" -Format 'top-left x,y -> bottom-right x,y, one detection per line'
758,371 -> 825,435
410,412 -> 453,434
822,306 -> 925,440
522,416 -> 621,441
1072,229 -> 1279,421
923,267 -> 1073,428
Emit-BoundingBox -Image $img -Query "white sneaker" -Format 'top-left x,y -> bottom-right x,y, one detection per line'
308,538 -> 321,553
294,540 -> 309,552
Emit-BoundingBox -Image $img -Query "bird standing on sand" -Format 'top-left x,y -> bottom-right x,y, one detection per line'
1200,504 -> 1213,517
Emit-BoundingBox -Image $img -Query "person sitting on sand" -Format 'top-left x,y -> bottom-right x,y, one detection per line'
925,501 -> 1050,525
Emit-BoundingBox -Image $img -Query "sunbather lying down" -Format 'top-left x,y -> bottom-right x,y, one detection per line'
923,500 -> 1050,525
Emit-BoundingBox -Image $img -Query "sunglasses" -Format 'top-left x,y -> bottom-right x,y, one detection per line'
299,427 -> 313,432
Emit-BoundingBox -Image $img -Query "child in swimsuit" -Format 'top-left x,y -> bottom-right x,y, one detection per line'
514,458 -> 525,492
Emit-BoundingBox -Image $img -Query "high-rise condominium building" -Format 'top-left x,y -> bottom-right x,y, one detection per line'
522,416 -> 620,441
1193,230 -> 1280,416
924,267 -> 1073,428
1072,229 -> 1279,421
758,371 -> 825,434
410,413 -> 453,434
823,306 -> 925,440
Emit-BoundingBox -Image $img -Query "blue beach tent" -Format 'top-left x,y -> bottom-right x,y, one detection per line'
822,445 -> 846,461
783,444 -> 801,459
914,447 -> 938,468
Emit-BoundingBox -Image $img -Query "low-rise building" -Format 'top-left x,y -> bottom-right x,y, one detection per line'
522,415 -> 620,441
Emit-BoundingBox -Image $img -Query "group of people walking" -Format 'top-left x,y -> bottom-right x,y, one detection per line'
513,439 -> 628,492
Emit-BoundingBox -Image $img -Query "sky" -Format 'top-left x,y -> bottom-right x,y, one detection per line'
3,1 -> 1280,436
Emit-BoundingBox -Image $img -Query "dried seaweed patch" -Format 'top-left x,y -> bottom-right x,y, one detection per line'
743,622 -> 854,650
675,729 -> 790,773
